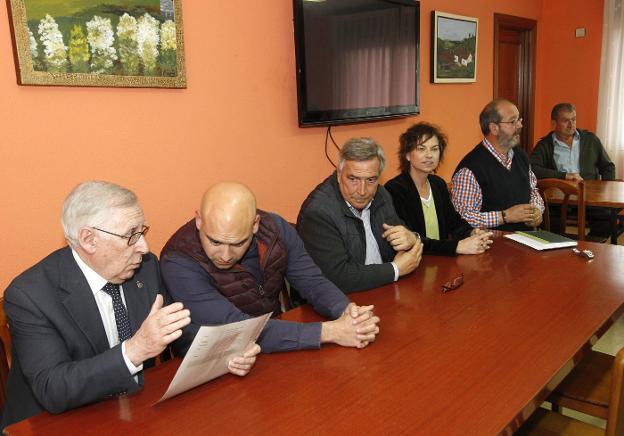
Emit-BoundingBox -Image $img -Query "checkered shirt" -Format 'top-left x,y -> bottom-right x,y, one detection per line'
451,139 -> 544,228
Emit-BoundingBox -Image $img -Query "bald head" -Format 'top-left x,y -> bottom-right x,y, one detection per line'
196,182 -> 260,269
200,182 -> 257,226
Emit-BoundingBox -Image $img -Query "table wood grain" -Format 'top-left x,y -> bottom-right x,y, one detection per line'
546,180 -> 624,208
7,237 -> 624,435
583,180 -> 624,208
545,180 -> 624,243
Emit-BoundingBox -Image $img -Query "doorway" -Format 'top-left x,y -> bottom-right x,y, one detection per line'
493,14 -> 537,153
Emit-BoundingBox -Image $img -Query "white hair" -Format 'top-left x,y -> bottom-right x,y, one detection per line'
61,181 -> 139,248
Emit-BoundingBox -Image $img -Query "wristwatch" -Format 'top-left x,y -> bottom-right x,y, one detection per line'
501,210 -> 507,224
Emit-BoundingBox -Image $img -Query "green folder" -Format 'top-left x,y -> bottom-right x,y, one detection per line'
516,230 -> 576,244
504,229 -> 577,250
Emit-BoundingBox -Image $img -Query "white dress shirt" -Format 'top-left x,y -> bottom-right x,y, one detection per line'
72,250 -> 142,377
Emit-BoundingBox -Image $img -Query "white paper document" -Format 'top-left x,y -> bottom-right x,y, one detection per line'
157,313 -> 271,403
504,232 -> 577,251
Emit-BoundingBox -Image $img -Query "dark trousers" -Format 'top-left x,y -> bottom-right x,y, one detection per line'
548,204 -> 612,237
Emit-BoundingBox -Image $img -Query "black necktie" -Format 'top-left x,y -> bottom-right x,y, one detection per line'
102,282 -> 132,342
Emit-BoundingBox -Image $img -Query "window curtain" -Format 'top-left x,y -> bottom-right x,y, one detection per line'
597,0 -> 624,177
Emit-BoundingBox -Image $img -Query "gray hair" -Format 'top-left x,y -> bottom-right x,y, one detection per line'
479,98 -> 509,135
62,181 -> 139,248
338,137 -> 386,173
551,103 -> 576,120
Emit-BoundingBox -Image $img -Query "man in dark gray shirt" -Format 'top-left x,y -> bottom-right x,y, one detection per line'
160,182 -> 380,353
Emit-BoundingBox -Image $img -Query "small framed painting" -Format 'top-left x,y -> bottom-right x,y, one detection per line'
8,0 -> 186,88
431,11 -> 478,83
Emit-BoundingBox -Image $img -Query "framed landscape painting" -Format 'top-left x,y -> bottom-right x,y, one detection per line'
431,11 -> 478,83
8,0 -> 186,87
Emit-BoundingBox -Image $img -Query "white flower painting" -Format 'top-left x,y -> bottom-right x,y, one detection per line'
9,0 -> 185,87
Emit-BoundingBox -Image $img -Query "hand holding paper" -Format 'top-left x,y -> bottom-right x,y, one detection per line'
158,313 -> 270,403
228,342 -> 261,376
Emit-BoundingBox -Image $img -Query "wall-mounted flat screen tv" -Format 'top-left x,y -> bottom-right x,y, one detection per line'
293,0 -> 420,127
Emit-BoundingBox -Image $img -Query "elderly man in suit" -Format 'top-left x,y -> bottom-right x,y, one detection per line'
1,181 -> 260,430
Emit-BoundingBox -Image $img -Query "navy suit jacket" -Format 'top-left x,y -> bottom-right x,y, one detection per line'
1,247 -> 163,429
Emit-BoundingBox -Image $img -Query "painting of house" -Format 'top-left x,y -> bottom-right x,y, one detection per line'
432,11 -> 478,83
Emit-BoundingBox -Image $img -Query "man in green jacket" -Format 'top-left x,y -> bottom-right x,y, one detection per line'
530,103 -> 616,236
530,103 -> 615,181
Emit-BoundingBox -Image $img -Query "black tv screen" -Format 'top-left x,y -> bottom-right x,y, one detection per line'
293,0 -> 420,127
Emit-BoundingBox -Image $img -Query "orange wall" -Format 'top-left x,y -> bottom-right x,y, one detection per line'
0,0 -> 603,293
534,0 -> 604,142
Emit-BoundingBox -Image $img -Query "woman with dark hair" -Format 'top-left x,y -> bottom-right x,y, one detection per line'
385,122 -> 493,256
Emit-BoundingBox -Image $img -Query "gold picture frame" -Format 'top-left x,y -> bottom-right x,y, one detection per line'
8,0 -> 186,88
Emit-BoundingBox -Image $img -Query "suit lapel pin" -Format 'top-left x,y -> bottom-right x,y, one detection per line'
136,280 -> 144,288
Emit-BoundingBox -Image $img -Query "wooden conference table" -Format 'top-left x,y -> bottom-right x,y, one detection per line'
548,180 -> 624,244
6,236 -> 624,435
584,180 -> 624,243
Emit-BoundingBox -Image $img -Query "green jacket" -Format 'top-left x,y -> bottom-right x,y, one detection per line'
530,129 -> 615,180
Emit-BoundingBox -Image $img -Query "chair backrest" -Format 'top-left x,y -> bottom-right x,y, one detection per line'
607,346 -> 624,436
537,178 -> 586,241
0,298 -> 10,412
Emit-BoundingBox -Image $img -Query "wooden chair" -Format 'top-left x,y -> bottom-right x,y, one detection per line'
537,178 -> 586,241
0,298 -> 11,413
517,346 -> 624,436
548,350 -> 612,419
